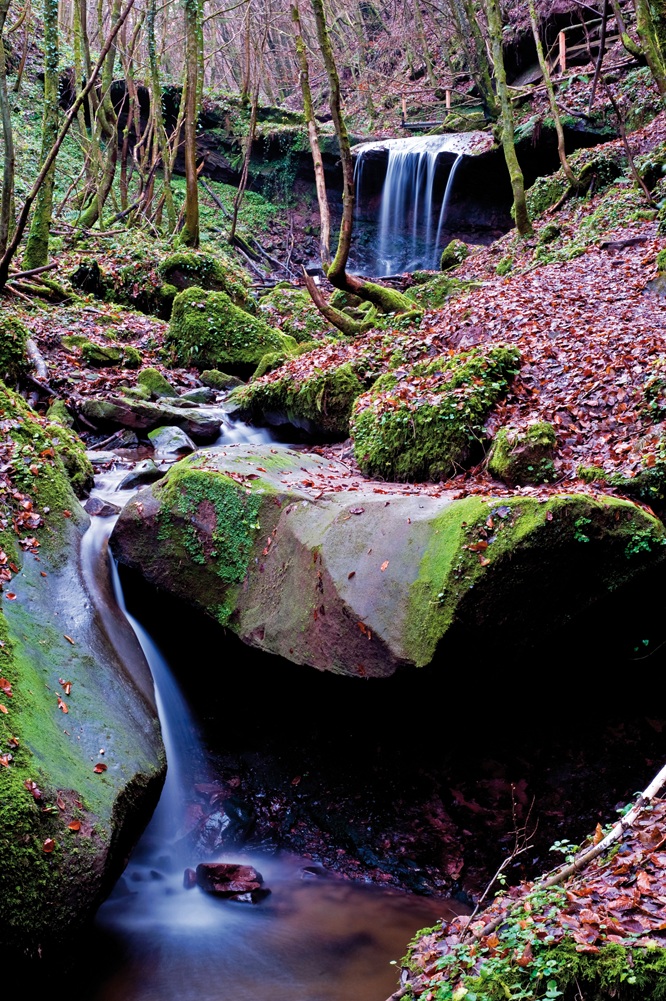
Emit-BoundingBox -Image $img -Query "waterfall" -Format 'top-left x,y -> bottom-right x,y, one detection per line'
353,134 -> 476,274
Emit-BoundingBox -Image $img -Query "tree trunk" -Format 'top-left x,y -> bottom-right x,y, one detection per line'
180,0 -> 201,247
23,0 -> 59,268
292,1 -> 331,267
0,0 -> 15,254
635,0 -> 666,97
485,0 -> 532,237
147,0 -> 176,231
527,0 -> 576,187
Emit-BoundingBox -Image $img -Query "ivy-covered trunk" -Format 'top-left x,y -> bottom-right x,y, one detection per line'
0,0 -> 15,254
485,0 -> 533,237
23,0 -> 59,269
180,0 -> 202,248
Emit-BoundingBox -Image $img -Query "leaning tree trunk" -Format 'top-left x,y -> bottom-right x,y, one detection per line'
527,0 -> 576,186
0,0 -> 15,254
180,0 -> 201,247
309,0 -> 417,317
485,0 -> 532,237
23,0 -> 59,268
292,1 -> 331,267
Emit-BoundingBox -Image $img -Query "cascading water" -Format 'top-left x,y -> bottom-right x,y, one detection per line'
74,419 -> 463,1001
353,132 -> 490,274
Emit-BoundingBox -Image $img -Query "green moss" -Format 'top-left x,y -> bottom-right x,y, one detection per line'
526,173 -> 568,217
539,221 -> 561,244
159,251 -> 250,307
406,275 -> 473,309
166,286 -> 295,372
200,369 -> 245,391
155,460 -> 265,624
123,346 -> 142,370
137,367 -> 179,400
439,238 -> 469,272
496,255 -> 513,276
80,341 -> 140,369
257,287 -> 334,342
351,346 -> 520,482
0,317 -> 29,385
234,361 -> 365,438
657,249 -> 666,273
46,399 -> 74,428
488,422 -> 557,486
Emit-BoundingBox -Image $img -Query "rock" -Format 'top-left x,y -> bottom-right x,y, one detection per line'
201,369 -> 245,391
81,396 -> 222,443
96,428 -> 141,451
148,425 -> 196,456
118,459 -> 166,489
195,863 -> 270,902
180,387 -> 217,404
137,367 -> 179,400
81,342 -> 124,368
257,286 -> 333,342
232,361 -> 365,439
183,867 -> 197,889
159,251 -> 251,307
166,286 -> 297,377
84,495 -> 122,517
440,238 -> 469,271
488,422 -> 557,486
351,345 -> 521,482
0,384 -> 164,960
110,444 -> 666,677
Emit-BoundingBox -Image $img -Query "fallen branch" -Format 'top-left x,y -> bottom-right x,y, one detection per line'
474,760 -> 666,941
8,262 -> 58,281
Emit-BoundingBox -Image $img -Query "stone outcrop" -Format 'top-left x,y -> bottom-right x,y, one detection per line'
110,443 -> 666,678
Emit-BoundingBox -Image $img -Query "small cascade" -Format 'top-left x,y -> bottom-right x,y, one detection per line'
353,132 -> 490,274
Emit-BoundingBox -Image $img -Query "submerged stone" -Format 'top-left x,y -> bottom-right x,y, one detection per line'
195,862 -> 269,902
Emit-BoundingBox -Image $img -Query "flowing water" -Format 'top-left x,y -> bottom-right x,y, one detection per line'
354,136 -> 466,273
75,417 -> 464,1001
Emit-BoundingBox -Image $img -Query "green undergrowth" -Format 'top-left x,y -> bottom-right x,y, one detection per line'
351,346 -> 520,482
488,422 -> 557,486
257,286 -> 336,342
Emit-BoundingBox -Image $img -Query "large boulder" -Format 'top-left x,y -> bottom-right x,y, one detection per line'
0,385 -> 164,960
166,286 -> 297,376
81,396 -> 222,443
109,444 -> 666,678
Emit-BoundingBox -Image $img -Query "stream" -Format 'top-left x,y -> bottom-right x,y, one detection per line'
75,419 -> 464,1001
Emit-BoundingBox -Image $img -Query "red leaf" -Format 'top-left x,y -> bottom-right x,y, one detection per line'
93,763 -> 108,773
42,838 -> 56,853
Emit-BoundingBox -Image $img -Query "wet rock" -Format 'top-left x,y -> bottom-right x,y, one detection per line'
84,495 -> 122,517
180,387 -> 217,404
201,369 -> 245,391
195,863 -> 270,902
148,425 -> 196,456
183,867 -> 197,889
93,428 -> 140,451
118,459 -> 166,490
111,444 -> 666,677
81,396 -> 222,443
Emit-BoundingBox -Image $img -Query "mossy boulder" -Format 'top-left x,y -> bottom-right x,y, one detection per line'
166,287 -> 296,377
233,361 -> 365,438
137,367 -> 179,401
406,274 -> 471,309
200,369 -> 245,391
0,316 -> 28,385
439,238 -> 469,271
351,345 -> 521,482
257,287 -> 333,342
110,444 -> 666,678
81,396 -> 222,443
0,383 -> 164,959
158,251 -> 251,308
488,422 -> 557,486
74,340 -> 142,370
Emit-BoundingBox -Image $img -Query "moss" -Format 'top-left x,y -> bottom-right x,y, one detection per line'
406,275 -> 472,309
158,251 -> 250,307
496,255 -> 513,276
0,317 -> 29,385
234,361 -> 365,438
137,367 -> 179,400
488,422 -> 557,486
61,334 -> 89,350
329,289 -> 362,310
200,369 -> 245,391
46,399 -> 74,428
257,287 -> 334,342
123,346 -> 142,370
657,249 -> 666,273
439,238 -> 469,272
351,346 -> 521,482
526,173 -> 568,217
539,221 -> 561,244
404,493 -> 666,669
578,464 -> 607,483
167,286 -> 297,373
154,459 -> 266,624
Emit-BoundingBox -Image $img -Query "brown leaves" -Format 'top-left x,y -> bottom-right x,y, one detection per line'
57,695 -> 68,714
0,677 -> 12,697
93,763 -> 107,774
42,838 -> 56,853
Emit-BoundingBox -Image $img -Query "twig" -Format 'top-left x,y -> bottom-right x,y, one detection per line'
8,263 -> 58,281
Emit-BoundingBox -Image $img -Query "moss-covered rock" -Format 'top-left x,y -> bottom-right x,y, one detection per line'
137,367 -> 179,400
167,286 -> 297,376
439,238 -> 469,271
0,316 -> 29,385
233,361 -> 365,438
351,345 -> 521,482
81,342 -> 124,368
488,422 -> 557,486
158,251 -> 251,308
257,287 -> 334,342
0,383 -> 164,959
201,369 -> 245,391
46,398 -> 74,428
406,274 -> 472,309
110,444 -> 666,677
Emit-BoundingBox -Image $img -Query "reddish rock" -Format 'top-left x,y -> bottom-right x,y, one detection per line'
183,867 -> 197,889
195,862 -> 270,902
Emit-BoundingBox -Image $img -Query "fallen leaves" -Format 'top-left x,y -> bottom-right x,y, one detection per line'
93,762 -> 108,774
